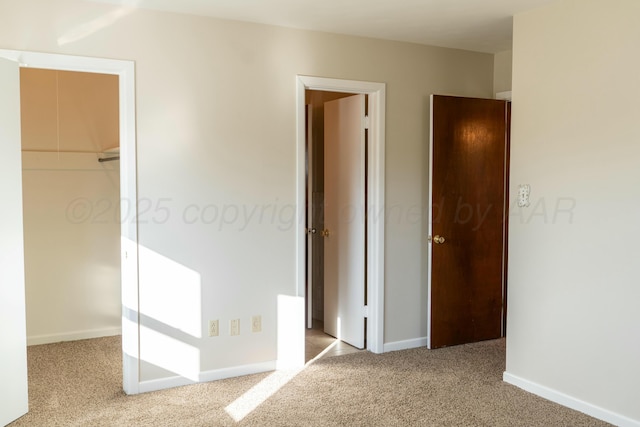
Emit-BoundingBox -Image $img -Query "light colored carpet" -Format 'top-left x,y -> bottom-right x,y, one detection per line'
9,336 -> 610,426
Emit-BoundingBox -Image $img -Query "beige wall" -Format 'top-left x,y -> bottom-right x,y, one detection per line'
20,68 -> 119,153
0,0 -> 494,382
493,50 -> 512,94
507,0 -> 640,424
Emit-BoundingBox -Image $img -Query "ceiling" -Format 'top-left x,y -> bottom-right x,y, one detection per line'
90,0 -> 555,53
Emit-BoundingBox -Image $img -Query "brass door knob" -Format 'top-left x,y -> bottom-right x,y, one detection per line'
429,235 -> 445,244
321,229 -> 330,237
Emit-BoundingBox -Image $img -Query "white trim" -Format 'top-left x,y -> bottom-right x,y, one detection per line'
503,372 -> 640,427
0,49 -> 140,395
295,75 -> 386,355
138,375 -> 194,394
306,104 -> 313,329
200,361 -> 277,383
383,337 -> 428,353
426,95 -> 435,349
27,328 -> 121,346
138,361 -> 277,394
496,90 -> 512,101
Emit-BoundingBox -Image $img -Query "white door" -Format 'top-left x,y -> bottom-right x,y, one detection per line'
0,57 -> 29,425
323,94 -> 366,349
306,104 -> 314,329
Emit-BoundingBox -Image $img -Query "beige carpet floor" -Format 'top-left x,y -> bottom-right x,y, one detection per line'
9,336 -> 610,426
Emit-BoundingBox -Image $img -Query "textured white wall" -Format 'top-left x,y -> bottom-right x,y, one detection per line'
507,0 -> 640,424
0,0 -> 493,382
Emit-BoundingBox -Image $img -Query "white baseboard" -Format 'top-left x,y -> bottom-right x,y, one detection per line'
137,361 -> 277,394
27,327 -> 121,346
138,375 -> 195,394
383,337 -> 428,353
199,361 -> 276,383
503,372 -> 640,427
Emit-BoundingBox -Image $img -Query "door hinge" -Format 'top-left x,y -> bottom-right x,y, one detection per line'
363,115 -> 370,130
362,305 -> 369,318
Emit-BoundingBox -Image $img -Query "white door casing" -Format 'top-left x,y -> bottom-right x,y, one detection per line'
323,94 -> 366,348
295,76 -> 386,356
0,56 -> 29,427
0,49 -> 140,394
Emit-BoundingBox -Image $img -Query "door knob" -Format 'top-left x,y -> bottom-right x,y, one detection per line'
321,229 -> 330,237
306,228 -> 317,235
429,235 -> 445,244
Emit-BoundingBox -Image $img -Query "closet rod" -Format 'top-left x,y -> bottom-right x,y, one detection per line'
98,156 -> 120,163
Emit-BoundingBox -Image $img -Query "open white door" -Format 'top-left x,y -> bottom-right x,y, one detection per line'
323,94 -> 366,349
306,104 -> 314,329
0,57 -> 29,425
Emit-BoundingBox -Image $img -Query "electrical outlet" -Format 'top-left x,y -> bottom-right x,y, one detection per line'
251,315 -> 262,333
517,184 -> 531,207
230,319 -> 240,336
208,319 -> 219,337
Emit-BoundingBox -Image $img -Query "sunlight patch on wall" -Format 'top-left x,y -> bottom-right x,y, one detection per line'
138,245 -> 202,338
276,295 -> 304,370
139,325 -> 200,382
121,313 -> 138,360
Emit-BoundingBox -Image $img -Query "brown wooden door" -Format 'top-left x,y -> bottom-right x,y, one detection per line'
428,95 -> 509,349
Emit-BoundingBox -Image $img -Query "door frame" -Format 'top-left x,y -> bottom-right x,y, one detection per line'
427,95 -> 435,349
0,49 -> 140,394
296,76 -> 386,354
305,104 -> 314,329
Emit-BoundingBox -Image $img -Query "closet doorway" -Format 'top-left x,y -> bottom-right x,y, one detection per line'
296,75 -> 386,362
305,90 -> 364,361
0,51 -> 139,422
20,68 -> 122,347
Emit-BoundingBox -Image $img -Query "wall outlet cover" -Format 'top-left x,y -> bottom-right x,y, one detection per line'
251,315 -> 262,333
230,319 -> 240,336
208,319 -> 219,337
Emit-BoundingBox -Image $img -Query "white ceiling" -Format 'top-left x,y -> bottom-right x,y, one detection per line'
91,0 -> 555,53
